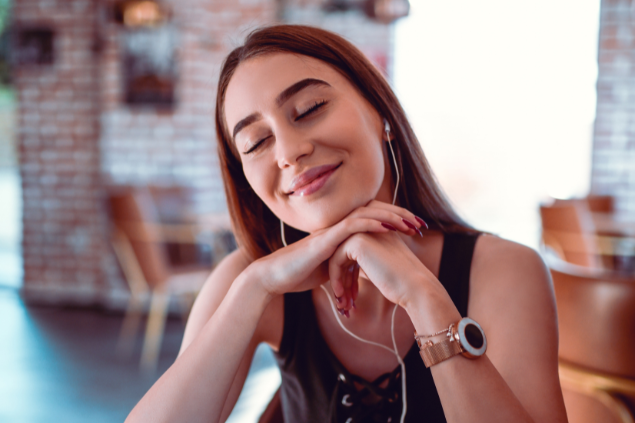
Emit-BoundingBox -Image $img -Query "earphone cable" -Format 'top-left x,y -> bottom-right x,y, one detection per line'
281,120 -> 407,423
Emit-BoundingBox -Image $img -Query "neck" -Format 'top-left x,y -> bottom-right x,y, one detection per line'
354,274 -> 399,321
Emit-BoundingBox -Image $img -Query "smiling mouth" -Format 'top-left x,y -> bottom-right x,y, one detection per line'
288,163 -> 342,196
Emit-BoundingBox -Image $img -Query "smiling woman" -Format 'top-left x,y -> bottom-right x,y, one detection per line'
126,25 -> 569,423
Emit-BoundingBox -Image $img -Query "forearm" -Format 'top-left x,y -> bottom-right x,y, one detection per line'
429,353 -> 534,423
404,290 -> 534,423
126,268 -> 273,423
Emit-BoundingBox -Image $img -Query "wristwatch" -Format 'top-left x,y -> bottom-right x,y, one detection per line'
418,317 -> 487,368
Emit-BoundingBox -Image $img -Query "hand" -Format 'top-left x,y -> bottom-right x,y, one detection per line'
249,200 -> 426,299
327,218 -> 439,311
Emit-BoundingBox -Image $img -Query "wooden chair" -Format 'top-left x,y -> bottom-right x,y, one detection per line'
540,201 -> 602,268
146,185 -> 211,268
108,187 -> 214,373
553,195 -> 614,215
585,195 -> 615,214
546,253 -> 635,423
541,197 -> 635,271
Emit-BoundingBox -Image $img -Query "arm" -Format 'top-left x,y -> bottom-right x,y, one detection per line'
179,248 -> 284,422
126,201 -> 421,423
126,249 -> 280,423
328,232 -> 568,422
405,235 -> 568,423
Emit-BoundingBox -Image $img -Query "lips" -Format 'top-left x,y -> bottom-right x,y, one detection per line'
286,162 -> 342,195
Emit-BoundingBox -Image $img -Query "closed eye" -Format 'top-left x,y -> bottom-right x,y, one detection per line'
295,100 -> 327,121
243,100 -> 328,155
243,135 -> 272,155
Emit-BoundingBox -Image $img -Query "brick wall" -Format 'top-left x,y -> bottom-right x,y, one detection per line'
99,0 -> 278,215
284,0 -> 394,79
100,0 -> 392,216
591,0 -> 635,216
0,92 -> 15,168
15,0 -> 395,306
14,0 -> 115,304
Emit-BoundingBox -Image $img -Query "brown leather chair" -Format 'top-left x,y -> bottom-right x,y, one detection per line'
108,186 -> 213,373
546,254 -> 635,423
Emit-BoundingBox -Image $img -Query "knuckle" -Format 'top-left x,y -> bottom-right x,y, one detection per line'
340,218 -> 353,233
349,232 -> 366,247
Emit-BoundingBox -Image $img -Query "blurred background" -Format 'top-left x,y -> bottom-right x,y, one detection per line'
1,0 -> 634,422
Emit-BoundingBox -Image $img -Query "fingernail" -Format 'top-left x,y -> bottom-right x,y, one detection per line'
344,309 -> 350,318
402,218 -> 423,237
381,222 -> 397,231
338,308 -> 346,316
351,300 -> 356,310
335,294 -> 343,305
415,216 -> 429,230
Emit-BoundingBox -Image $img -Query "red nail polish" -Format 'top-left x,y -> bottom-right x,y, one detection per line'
381,222 -> 397,231
335,294 -> 343,305
415,216 -> 429,230
338,308 -> 346,316
344,309 -> 350,318
351,300 -> 356,310
402,218 -> 423,237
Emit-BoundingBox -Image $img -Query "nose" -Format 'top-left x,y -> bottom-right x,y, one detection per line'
275,126 -> 314,169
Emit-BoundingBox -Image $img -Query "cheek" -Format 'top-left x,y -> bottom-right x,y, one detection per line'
353,139 -> 385,189
243,164 -> 281,211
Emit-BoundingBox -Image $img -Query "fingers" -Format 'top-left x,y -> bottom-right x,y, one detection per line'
349,201 -> 427,237
351,263 -> 359,304
318,206 -> 426,264
329,238 -> 361,316
334,263 -> 359,317
367,200 -> 429,232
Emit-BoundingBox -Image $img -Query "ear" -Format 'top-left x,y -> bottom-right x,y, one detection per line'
383,119 -> 394,142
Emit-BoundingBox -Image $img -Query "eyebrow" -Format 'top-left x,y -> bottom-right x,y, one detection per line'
232,78 -> 331,140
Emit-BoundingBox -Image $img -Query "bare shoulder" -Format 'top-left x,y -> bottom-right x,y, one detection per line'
468,234 -> 567,422
180,247 -> 284,354
468,233 -> 556,339
471,233 -> 549,280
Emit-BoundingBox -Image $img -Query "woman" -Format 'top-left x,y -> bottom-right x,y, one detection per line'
127,25 -> 568,423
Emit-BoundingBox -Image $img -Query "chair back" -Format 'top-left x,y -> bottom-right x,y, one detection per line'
108,187 -> 170,288
548,257 -> 635,377
586,195 -> 615,214
540,202 -> 601,268
147,185 -> 194,223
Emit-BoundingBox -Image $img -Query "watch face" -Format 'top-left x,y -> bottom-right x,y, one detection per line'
458,317 -> 487,358
464,323 -> 484,349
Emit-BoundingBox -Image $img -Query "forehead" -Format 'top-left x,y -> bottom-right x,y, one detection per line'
224,53 -> 351,129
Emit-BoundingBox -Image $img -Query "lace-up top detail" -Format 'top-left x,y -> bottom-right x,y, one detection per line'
273,232 -> 480,423
331,367 -> 403,423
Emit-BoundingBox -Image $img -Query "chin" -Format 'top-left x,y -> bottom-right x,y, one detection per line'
294,196 -> 374,234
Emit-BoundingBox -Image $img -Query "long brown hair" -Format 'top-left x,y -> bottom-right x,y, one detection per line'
215,25 -> 474,261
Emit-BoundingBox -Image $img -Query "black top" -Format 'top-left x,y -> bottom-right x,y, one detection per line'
273,232 -> 480,423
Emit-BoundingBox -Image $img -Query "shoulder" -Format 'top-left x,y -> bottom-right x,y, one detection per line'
470,234 -> 553,300
471,233 -> 548,276
180,247 -> 284,354
469,234 -> 556,324
467,234 -> 565,421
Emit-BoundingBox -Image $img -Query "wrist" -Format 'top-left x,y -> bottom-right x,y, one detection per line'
402,279 -> 462,337
234,263 -> 276,307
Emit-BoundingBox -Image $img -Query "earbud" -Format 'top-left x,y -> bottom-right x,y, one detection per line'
384,119 -> 391,134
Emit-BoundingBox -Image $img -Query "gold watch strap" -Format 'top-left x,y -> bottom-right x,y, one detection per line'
419,338 -> 462,368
